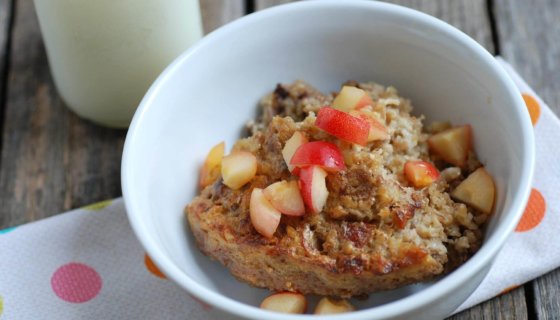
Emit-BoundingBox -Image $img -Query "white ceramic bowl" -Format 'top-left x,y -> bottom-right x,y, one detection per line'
122,1 -> 535,319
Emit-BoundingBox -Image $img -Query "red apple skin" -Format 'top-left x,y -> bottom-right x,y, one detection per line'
292,167 -> 301,177
290,141 -> 345,172
298,166 -> 329,214
355,94 -> 373,110
349,110 -> 389,142
404,160 -> 440,188
315,107 -> 370,146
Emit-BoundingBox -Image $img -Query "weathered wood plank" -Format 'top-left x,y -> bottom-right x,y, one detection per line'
0,0 -> 126,228
256,0 -> 494,52
0,0 -> 247,229
495,0 -> 560,318
200,0 -> 245,34
0,0 -> 12,118
449,287 -> 529,320
384,0 -> 494,53
531,272 -> 560,320
495,0 -> 560,114
255,0 -> 295,11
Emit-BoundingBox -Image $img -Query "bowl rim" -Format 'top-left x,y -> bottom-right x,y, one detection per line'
122,0 -> 535,319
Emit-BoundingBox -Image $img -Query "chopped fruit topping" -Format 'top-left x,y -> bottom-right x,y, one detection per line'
428,125 -> 472,167
314,297 -> 355,314
291,167 -> 301,177
264,180 -> 305,216
290,141 -> 345,172
250,188 -> 281,238
427,121 -> 452,134
282,131 -> 308,172
451,167 -> 496,214
332,86 -> 373,112
349,110 -> 389,142
199,141 -> 225,189
221,151 -> 257,190
298,166 -> 329,214
316,107 -> 370,146
404,160 -> 440,188
260,292 -> 307,314
392,204 -> 416,229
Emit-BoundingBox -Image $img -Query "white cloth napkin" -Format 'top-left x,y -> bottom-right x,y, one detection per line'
0,59 -> 556,319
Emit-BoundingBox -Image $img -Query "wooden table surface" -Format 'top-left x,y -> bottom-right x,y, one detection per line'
0,0 -> 557,319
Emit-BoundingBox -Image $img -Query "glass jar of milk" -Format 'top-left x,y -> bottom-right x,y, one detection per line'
34,0 -> 203,128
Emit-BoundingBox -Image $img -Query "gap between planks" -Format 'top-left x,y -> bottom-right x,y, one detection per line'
0,0 -> 15,170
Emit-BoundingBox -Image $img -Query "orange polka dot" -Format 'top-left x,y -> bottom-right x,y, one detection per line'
189,294 -> 212,311
144,254 -> 166,279
500,284 -> 520,295
522,93 -> 541,126
516,188 -> 546,232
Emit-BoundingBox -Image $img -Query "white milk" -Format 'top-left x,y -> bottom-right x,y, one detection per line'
34,0 -> 203,128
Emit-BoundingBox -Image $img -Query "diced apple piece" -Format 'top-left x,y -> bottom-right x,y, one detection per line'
290,141 -> 345,172
199,141 -> 225,189
250,188 -> 281,238
332,86 -> 373,112
428,125 -> 472,167
316,107 -> 370,146
314,297 -> 355,314
298,166 -> 329,214
404,160 -> 440,188
264,180 -> 305,216
260,292 -> 307,314
282,131 -> 308,172
221,151 -> 257,190
349,110 -> 389,142
451,167 -> 496,214
427,121 -> 452,134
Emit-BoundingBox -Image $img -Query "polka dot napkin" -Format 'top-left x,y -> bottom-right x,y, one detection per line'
0,59 -> 556,319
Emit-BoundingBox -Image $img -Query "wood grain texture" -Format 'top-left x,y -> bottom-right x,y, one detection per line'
200,0 -> 245,34
495,0 -> 560,318
0,0 -> 250,228
531,272 -> 560,320
495,0 -> 560,114
449,287 -> 529,320
0,0 -> 12,116
255,0 -> 296,11
0,0 -> 126,228
255,0 -> 494,52
383,0 -> 494,52
254,0 -> 494,52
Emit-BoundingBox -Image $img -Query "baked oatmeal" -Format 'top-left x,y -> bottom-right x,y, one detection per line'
185,81 -> 495,298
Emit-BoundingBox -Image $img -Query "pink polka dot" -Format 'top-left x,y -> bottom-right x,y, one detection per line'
51,263 -> 102,303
